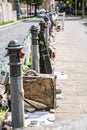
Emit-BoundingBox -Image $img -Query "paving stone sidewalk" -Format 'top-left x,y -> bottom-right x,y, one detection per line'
54,18 -> 87,122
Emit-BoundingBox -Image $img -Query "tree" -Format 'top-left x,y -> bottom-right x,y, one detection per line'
82,0 -> 84,17
64,0 -> 86,16
30,0 -> 43,16
65,0 -> 74,6
20,0 -> 43,16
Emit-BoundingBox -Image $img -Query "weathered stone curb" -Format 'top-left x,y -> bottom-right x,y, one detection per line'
0,20 -> 22,30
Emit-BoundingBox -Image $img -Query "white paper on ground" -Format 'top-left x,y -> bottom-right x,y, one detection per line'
25,111 -> 54,127
56,94 -> 63,99
54,71 -> 68,79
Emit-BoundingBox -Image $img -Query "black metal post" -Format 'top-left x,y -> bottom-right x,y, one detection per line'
14,0 -> 21,19
6,40 -> 24,129
31,25 -> 40,73
39,21 -> 52,74
44,16 -> 49,46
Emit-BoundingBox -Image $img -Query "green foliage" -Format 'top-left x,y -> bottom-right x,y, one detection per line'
29,53 -> 32,66
0,21 -> 14,26
22,53 -> 32,73
30,0 -> 43,6
0,110 -> 5,121
20,0 -> 43,6
64,0 -> 87,5
64,0 -> 74,5
22,65 -> 30,73
0,106 -> 8,121
0,94 -> 8,122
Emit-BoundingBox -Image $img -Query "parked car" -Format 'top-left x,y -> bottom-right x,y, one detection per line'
59,6 -> 73,15
37,9 -> 49,17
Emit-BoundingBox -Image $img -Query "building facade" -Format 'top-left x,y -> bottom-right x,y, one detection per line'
0,0 -> 16,24
42,0 -> 55,10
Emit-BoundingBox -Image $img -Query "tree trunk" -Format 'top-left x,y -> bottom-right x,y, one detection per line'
27,1 -> 28,17
35,4 -> 37,16
75,0 -> 77,16
82,0 -> 85,18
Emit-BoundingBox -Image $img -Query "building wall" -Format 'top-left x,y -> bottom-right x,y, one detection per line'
0,0 -> 17,24
42,0 -> 55,10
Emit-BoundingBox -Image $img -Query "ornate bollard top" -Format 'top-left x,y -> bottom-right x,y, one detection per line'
44,16 -> 49,22
30,25 -> 38,34
6,40 -> 23,50
39,20 -> 47,30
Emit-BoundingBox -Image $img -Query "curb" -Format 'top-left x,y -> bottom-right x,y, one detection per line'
0,17 -> 39,30
65,16 -> 82,21
0,20 -> 23,30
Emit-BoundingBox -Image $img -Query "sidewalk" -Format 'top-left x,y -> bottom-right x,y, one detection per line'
54,18 -> 87,122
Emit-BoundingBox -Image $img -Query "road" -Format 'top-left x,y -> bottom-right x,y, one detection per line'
0,18 -> 41,64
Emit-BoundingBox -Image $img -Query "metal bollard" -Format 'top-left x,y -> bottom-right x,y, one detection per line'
39,21 -> 52,74
39,20 -> 47,73
30,25 -> 40,73
14,0 -> 21,19
39,20 -> 46,33
49,12 -> 53,36
39,20 -> 47,44
44,16 -> 49,23
6,40 -> 24,129
44,16 -> 49,46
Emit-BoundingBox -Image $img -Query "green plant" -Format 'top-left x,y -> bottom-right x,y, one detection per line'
0,21 -> 14,26
22,65 -> 30,73
0,94 -> 8,122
